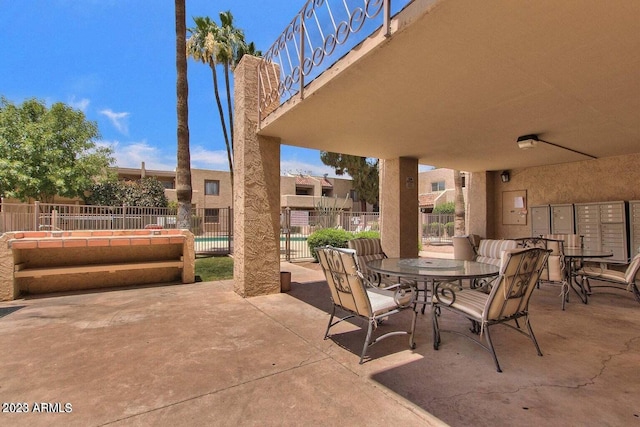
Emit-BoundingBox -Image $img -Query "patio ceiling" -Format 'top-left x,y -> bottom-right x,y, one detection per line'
259,0 -> 640,172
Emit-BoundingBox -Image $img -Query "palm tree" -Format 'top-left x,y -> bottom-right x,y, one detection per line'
186,12 -> 261,196
186,16 -> 232,190
175,0 -> 192,229
217,11 -> 244,149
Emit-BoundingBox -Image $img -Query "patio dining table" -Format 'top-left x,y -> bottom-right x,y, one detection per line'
366,258 -> 500,308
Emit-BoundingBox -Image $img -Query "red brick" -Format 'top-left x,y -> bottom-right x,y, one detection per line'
110,239 -> 130,246
130,238 -> 151,246
92,231 -> 113,237
169,237 -> 185,244
87,239 -> 110,247
63,239 -> 87,248
23,232 -> 48,238
150,237 -> 170,245
10,240 -> 38,249
70,231 -> 92,237
38,240 -> 63,249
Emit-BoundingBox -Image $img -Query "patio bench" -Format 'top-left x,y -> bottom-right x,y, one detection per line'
0,230 -> 195,301
475,239 -> 519,269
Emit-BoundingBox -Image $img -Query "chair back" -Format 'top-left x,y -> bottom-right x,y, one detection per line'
476,239 -> 518,269
624,253 -> 640,284
348,238 -> 386,276
317,247 -> 372,317
517,237 -> 564,282
485,248 -> 549,321
544,233 -> 582,249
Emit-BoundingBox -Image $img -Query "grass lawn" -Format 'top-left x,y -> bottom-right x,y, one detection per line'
195,256 -> 234,281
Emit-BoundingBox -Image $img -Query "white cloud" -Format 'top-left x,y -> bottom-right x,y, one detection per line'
99,140 -> 348,179
101,140 -> 175,171
68,96 -> 90,112
99,109 -> 130,135
280,159 -> 347,179
190,146 -> 230,170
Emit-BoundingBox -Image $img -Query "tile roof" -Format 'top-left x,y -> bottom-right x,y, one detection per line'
418,193 -> 438,207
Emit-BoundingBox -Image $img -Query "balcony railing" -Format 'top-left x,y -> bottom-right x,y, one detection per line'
258,0 -> 412,123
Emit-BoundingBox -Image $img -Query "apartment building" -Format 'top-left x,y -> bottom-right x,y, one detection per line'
418,169 -> 468,213
118,163 -> 368,213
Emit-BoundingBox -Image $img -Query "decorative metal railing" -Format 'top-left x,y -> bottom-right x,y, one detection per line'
258,0 -> 411,122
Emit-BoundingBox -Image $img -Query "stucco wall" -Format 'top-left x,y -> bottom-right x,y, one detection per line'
491,152 -> 640,239
418,168 -> 455,192
190,169 -> 233,210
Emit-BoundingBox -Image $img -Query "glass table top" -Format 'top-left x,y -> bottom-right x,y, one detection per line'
367,258 -> 500,280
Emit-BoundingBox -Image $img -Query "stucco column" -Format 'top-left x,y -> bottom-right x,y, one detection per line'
379,157 -> 419,258
233,55 -> 281,297
466,171 -> 490,238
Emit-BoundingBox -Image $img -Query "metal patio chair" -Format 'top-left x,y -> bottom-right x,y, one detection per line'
316,246 -> 418,364
517,237 -> 569,309
576,253 -> 640,303
431,247 -> 549,372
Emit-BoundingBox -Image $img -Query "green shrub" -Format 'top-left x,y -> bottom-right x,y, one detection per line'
429,222 -> 444,234
307,228 -> 353,261
433,201 -> 455,214
353,230 -> 380,240
445,221 -> 454,237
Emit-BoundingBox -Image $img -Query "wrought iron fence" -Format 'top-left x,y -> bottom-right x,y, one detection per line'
1,202 -> 385,259
0,202 -> 233,255
258,0 -> 412,121
280,208 -> 380,261
421,213 -> 454,245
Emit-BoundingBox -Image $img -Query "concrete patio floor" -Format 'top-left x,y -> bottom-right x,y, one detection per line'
0,259 -> 638,426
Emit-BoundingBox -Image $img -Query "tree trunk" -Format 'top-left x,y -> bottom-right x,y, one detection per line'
175,0 -> 192,230
454,170 -> 465,236
210,62 -> 234,197
224,62 -> 234,154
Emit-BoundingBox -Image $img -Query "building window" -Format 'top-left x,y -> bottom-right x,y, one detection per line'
350,189 -> 359,202
296,186 -> 312,196
205,208 -> 219,223
431,181 -> 445,191
161,180 -> 174,189
205,180 -> 220,195
461,175 -> 466,188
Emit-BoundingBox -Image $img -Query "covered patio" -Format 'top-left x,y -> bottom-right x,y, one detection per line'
0,262 -> 638,426
233,0 -> 640,296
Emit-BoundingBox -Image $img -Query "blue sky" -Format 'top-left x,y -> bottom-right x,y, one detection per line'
0,0 -> 348,177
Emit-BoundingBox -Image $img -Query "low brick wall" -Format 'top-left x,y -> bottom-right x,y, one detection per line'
0,229 -> 195,301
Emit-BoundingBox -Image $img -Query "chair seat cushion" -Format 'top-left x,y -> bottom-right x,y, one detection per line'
579,266 -> 626,283
436,288 -> 488,320
367,287 -> 412,315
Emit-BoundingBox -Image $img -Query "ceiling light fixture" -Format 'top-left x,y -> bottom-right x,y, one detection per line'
516,134 -> 539,149
516,134 -> 597,159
